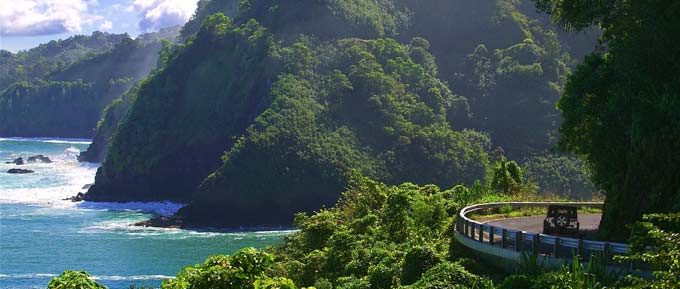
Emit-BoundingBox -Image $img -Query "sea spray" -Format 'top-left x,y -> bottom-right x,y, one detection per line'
1,138 -> 290,289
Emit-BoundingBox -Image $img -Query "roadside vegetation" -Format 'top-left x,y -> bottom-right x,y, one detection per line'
49,175 -> 679,289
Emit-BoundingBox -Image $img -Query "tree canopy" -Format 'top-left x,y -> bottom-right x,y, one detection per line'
537,0 -> 680,239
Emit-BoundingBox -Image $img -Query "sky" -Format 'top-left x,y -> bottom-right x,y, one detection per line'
0,0 -> 199,52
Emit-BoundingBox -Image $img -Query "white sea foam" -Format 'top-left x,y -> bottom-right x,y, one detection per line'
78,216 -> 298,238
1,139 -> 295,239
79,218 -> 222,238
1,143 -> 183,218
0,162 -> 97,208
0,137 -> 92,145
77,201 -> 185,217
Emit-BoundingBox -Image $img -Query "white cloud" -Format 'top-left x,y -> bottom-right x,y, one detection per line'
129,0 -> 197,32
98,20 -> 113,31
0,0 -> 92,36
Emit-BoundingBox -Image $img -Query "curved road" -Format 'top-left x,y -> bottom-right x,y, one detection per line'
482,213 -> 602,239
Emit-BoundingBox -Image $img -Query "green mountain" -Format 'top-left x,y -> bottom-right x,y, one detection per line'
83,0 -> 593,227
0,28 -> 179,139
0,31 -> 129,89
181,0 -> 595,159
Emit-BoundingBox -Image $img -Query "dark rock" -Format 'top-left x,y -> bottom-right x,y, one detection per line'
63,192 -> 86,202
7,168 -> 34,174
5,157 -> 24,165
81,184 -> 93,190
135,216 -> 184,229
26,154 -> 52,163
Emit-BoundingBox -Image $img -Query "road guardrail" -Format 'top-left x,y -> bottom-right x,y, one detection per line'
455,202 -> 629,266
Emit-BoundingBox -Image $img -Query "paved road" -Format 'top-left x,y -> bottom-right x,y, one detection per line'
483,213 -> 602,238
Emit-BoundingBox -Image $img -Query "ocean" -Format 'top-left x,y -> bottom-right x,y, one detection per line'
0,138 -> 292,288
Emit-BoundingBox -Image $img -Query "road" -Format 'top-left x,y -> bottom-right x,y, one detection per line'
482,213 -> 602,239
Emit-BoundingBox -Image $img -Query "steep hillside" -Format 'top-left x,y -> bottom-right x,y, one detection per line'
0,81 -> 114,138
177,32 -> 487,227
77,84 -> 138,163
85,17 -> 277,202
400,0 -> 580,158
86,13 -> 488,214
0,29 -> 178,139
77,27 -> 181,162
186,0 -> 594,158
180,0 -> 241,39
85,0 -> 595,226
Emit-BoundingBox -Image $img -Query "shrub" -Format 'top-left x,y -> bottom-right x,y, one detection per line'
48,271 -> 107,289
499,274 -> 533,289
254,277 -> 297,289
400,246 -> 440,285
161,248 -> 275,289
407,261 -> 493,289
368,262 -> 399,289
619,213 -> 680,288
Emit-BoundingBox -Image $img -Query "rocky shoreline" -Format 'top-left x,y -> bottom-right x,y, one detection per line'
5,155 -> 52,165
66,189 -> 297,230
134,216 -> 185,229
5,155 -> 53,174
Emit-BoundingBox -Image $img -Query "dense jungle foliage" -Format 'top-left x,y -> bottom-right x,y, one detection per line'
178,19 -> 488,226
179,0 -> 594,159
535,0 -> 680,240
53,176 -> 680,289
85,0 -> 597,227
0,28 -> 179,138
0,80 -> 118,138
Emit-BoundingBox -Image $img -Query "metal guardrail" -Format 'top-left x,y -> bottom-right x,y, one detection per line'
455,202 -> 630,263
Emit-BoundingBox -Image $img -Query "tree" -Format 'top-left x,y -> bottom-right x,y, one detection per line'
620,213 -> 680,288
535,0 -> 680,240
491,159 -> 523,195
161,248 -> 276,289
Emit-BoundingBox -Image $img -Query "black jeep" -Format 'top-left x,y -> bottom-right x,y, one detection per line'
543,205 -> 579,235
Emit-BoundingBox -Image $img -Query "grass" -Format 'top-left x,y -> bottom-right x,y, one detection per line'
470,206 -> 602,222
467,192 -> 603,221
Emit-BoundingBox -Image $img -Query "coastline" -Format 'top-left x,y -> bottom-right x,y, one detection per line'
1,136 -> 292,289
133,214 -> 298,232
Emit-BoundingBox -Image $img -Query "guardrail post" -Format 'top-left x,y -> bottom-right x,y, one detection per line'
578,239 -> 584,258
501,229 -> 507,248
489,226 -> 495,245
515,231 -> 523,251
553,237 -> 560,258
478,224 -> 484,242
603,243 -> 611,263
470,222 -> 475,239
533,234 -> 540,254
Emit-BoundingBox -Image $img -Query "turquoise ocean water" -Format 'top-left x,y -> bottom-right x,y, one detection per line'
0,138 -> 291,288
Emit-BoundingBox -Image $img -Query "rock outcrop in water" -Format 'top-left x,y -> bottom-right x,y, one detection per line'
7,168 -> 34,174
64,193 -> 86,202
6,157 -> 24,165
27,155 -> 52,163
